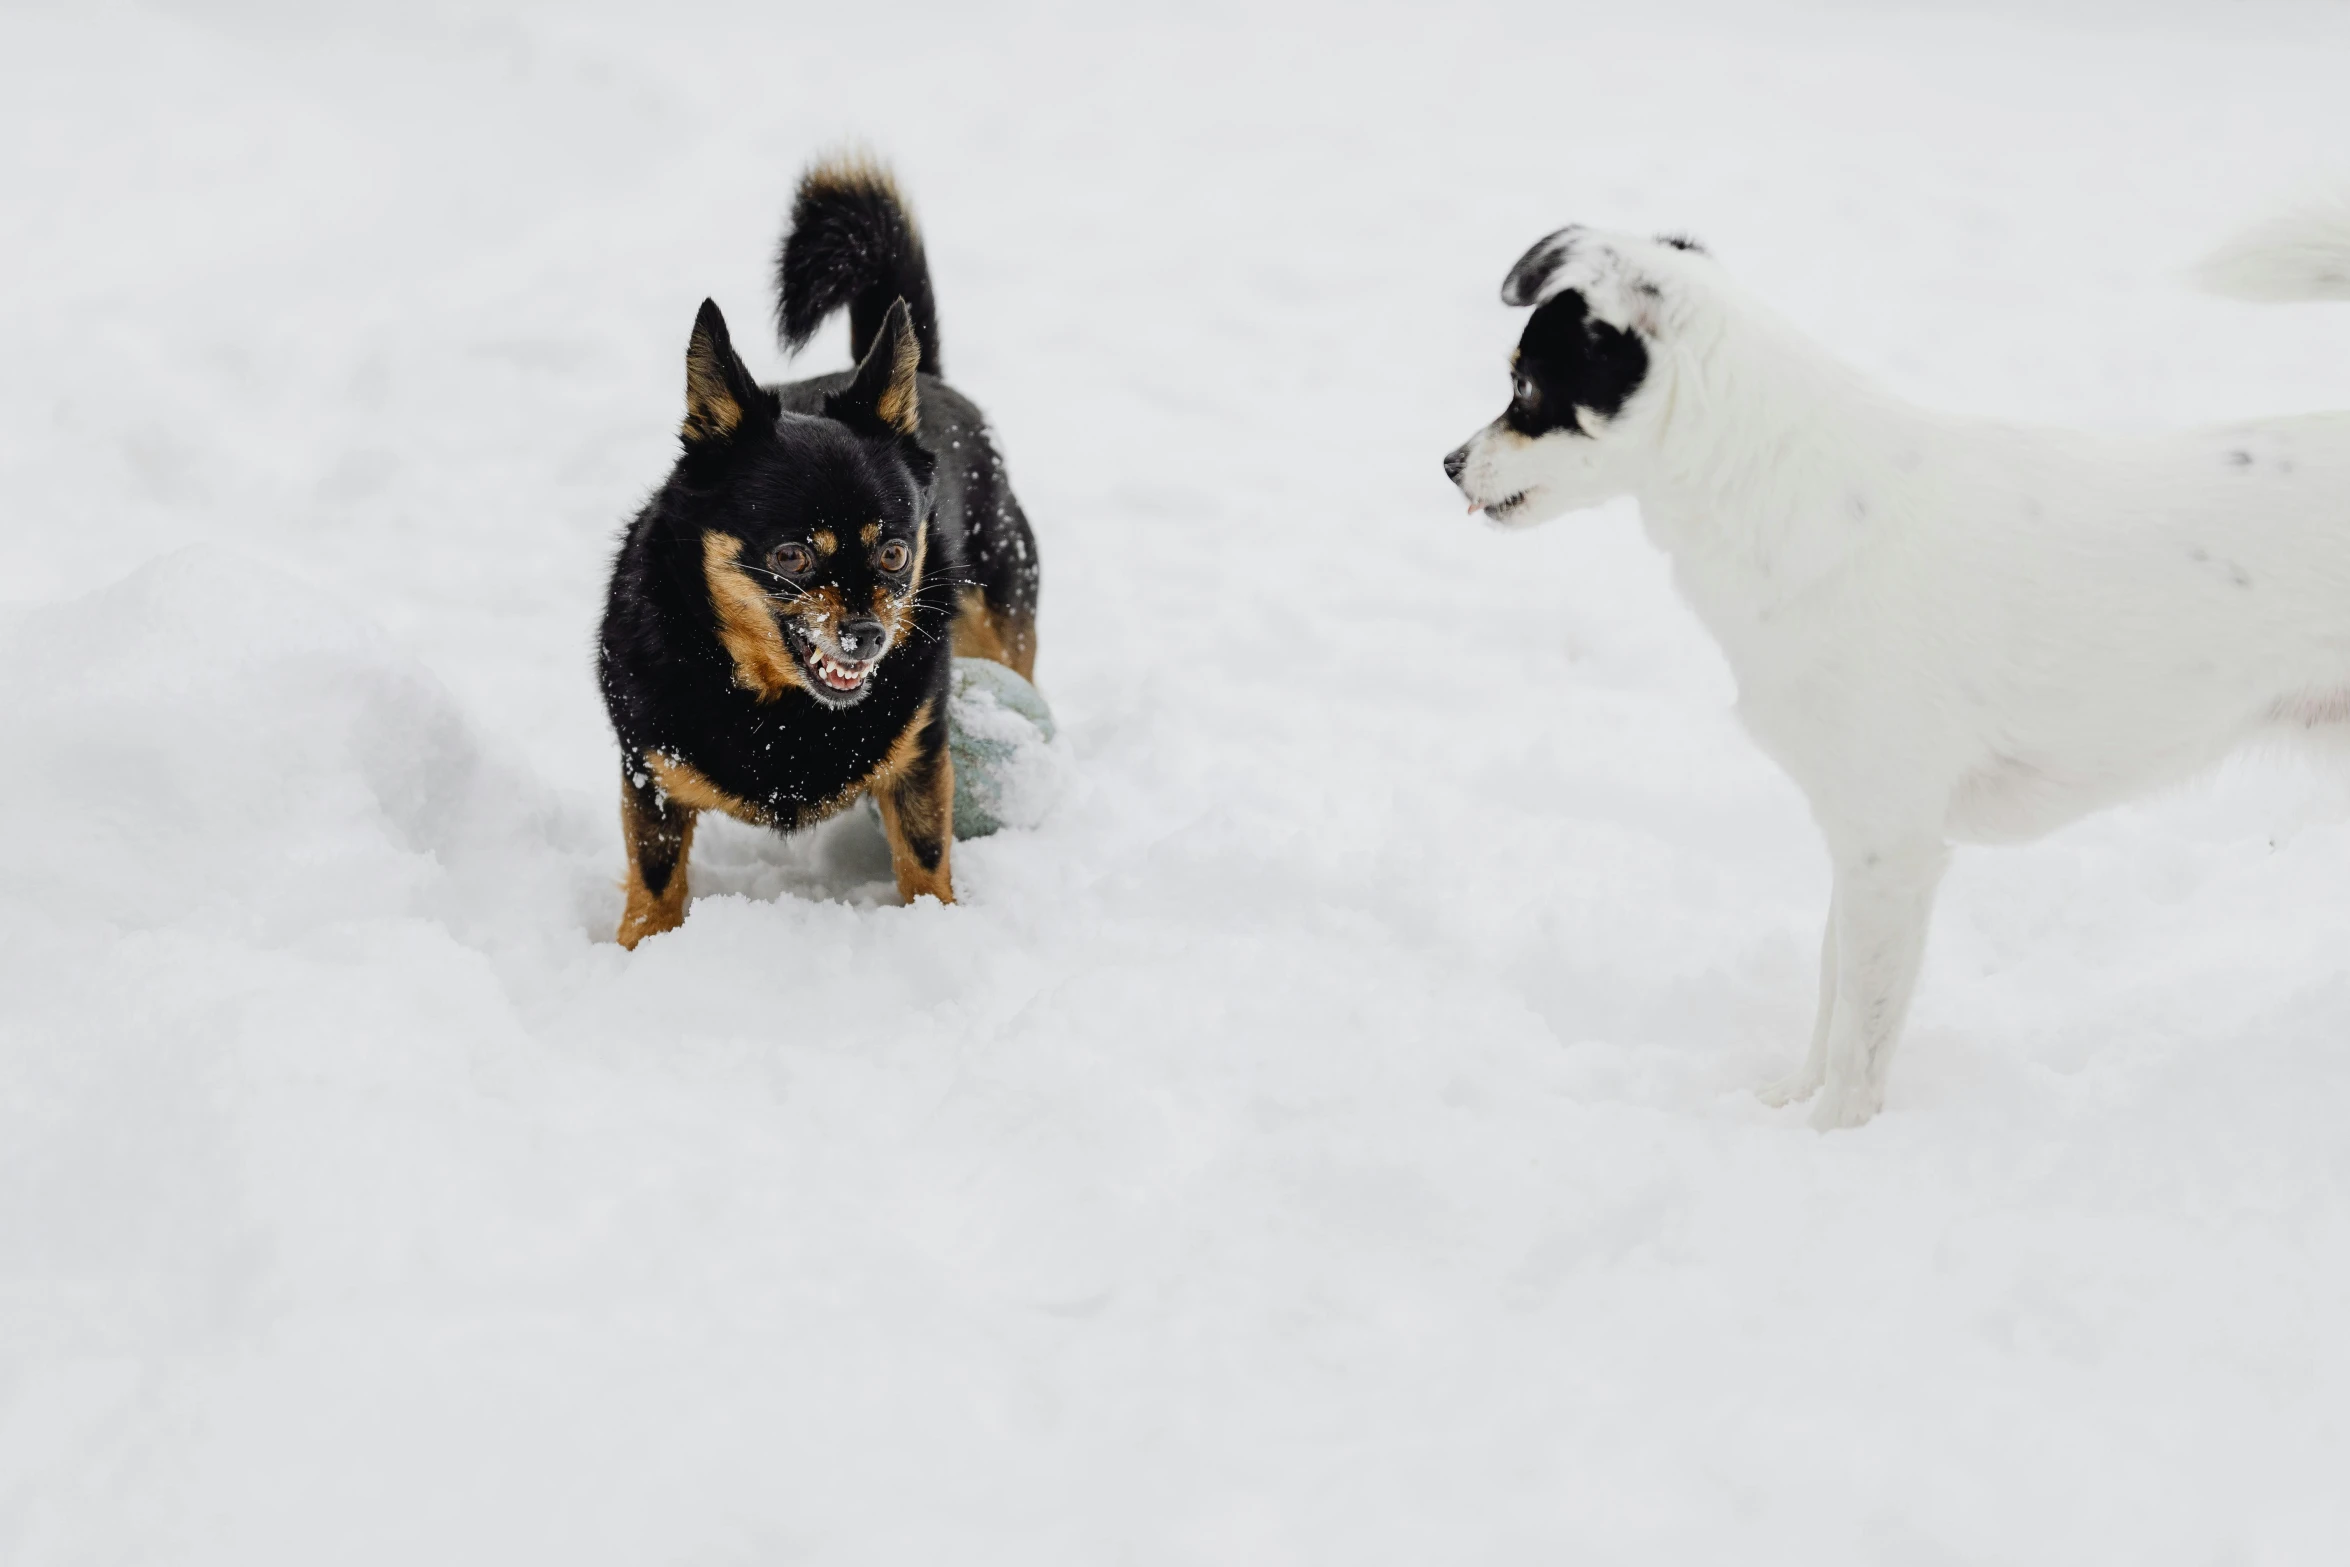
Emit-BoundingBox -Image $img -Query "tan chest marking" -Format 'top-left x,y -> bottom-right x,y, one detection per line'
644,750 -> 769,827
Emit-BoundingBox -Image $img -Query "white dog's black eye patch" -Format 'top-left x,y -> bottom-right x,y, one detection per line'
1505,289 -> 1649,438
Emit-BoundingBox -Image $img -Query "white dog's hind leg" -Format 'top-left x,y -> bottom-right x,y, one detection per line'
1810,839 -> 1948,1131
1759,894 -> 1837,1106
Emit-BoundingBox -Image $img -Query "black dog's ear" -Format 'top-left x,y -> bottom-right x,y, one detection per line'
683,299 -> 766,446
1501,226 -> 1584,307
825,297 -> 921,438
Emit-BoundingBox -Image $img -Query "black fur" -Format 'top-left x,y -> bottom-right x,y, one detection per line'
777,162 -> 943,377
1504,289 -> 1649,438
600,162 -> 1039,906
1500,226 -> 1583,307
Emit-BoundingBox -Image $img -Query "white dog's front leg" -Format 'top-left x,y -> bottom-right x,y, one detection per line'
1810,840 -> 1947,1131
1759,893 -> 1837,1106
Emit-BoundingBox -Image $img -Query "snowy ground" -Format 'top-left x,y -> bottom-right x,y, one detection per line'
7,1 -> 2350,1560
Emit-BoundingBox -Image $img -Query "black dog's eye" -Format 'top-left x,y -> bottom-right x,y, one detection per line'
769,542 -> 815,577
876,540 -> 911,574
1513,373 -> 1536,405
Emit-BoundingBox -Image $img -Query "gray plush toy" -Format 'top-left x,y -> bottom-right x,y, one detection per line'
946,658 -> 1063,839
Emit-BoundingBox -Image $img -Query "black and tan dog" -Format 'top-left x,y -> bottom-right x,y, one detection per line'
599,158 -> 1040,948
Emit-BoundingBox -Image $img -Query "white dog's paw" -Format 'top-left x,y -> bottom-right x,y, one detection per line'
1807,1079 -> 1885,1132
1756,1064 -> 1823,1108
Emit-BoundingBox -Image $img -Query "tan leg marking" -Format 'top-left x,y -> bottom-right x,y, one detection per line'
617,776 -> 697,949
869,700 -> 954,904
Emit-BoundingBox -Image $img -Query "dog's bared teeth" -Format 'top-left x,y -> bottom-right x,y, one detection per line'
803,645 -> 871,691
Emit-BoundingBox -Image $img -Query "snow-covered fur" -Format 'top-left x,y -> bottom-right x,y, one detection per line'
1445,213 -> 2350,1129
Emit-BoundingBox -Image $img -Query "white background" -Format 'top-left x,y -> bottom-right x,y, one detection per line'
6,1 -> 2350,1560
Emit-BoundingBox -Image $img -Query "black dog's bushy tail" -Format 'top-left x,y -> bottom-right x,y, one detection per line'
776,154 -> 942,377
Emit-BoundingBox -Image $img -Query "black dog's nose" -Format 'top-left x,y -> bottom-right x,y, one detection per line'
1443,445 -> 1469,484
836,618 -> 887,658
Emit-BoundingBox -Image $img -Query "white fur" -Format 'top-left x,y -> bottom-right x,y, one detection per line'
1450,216 -> 2350,1129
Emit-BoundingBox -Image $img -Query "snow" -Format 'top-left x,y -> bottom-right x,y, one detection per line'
6,1 -> 2350,1560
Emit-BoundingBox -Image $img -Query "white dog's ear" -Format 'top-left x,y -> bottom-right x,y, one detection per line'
1502,226 -> 1683,342
1501,226 -> 1584,306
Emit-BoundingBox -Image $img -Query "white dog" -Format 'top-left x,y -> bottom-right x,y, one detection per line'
1444,200 -> 2350,1129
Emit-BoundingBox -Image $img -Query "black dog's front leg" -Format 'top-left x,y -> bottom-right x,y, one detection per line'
617,763 -> 696,948
874,700 -> 954,904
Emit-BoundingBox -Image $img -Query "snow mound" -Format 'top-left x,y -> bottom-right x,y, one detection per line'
2196,192 -> 2350,302
0,547 -> 583,948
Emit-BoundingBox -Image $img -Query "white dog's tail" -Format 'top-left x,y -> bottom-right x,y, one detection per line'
2197,194 -> 2350,301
